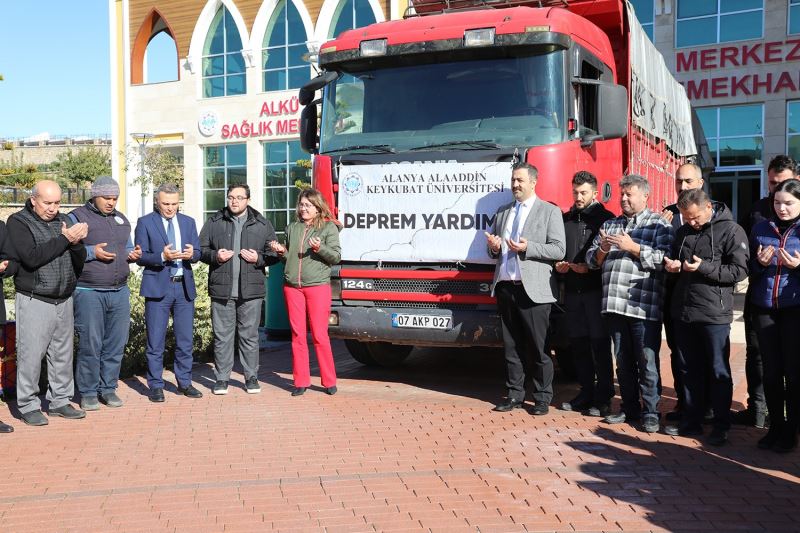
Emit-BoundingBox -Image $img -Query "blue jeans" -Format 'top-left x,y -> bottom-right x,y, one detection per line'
606,313 -> 662,418
674,321 -> 732,430
74,286 -> 131,398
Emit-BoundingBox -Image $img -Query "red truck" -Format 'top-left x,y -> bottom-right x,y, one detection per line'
297,0 -> 704,366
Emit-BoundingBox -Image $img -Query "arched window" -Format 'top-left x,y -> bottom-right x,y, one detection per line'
262,0 -> 310,92
330,0 -> 376,38
145,31 -> 178,83
202,6 -> 245,98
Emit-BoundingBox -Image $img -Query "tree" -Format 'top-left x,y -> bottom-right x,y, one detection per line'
54,146 -> 112,189
122,143 -> 184,215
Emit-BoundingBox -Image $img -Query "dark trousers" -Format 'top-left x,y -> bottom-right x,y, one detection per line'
144,282 -> 195,389
743,295 -> 767,413
496,281 -> 553,404
74,287 -> 131,398
674,321 -> 732,430
753,305 -> 800,435
565,289 -> 613,406
606,313 -> 661,418
663,303 -> 684,409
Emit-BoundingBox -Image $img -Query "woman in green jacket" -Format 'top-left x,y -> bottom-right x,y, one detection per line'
271,189 -> 341,396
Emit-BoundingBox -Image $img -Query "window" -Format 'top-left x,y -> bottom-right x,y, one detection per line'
791,0 -> 800,35
629,0 -> 654,42
202,7 -> 246,98
263,0 -> 309,92
264,140 -> 307,234
329,0 -> 376,38
696,105 -> 763,168
675,0 -> 762,48
145,31 -> 178,83
203,144 -> 247,219
787,101 -> 800,161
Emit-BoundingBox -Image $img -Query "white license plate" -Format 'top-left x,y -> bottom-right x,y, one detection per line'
391,313 -> 452,330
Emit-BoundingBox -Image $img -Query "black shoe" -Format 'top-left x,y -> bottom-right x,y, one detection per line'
732,408 -> 767,428
773,431 -> 798,453
663,424 -> 703,437
291,387 -> 307,396
641,416 -> 660,433
80,396 -> 100,411
757,429 -> 781,450
325,386 -> 338,395
561,396 -> 591,412
531,402 -> 550,416
493,398 -> 524,412
707,428 -> 728,446
178,384 -> 203,399
149,388 -> 165,403
21,410 -> 48,426
584,404 -> 612,417
245,377 -> 261,394
212,380 -> 229,395
99,392 -> 124,408
604,412 -> 627,424
665,410 -> 682,422
0,420 -> 13,433
49,404 -> 86,419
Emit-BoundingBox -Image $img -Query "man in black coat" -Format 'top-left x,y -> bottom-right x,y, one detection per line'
556,171 -> 615,416
661,162 -> 705,421
200,183 -> 280,395
734,155 -> 797,427
664,189 -> 749,446
0,221 -> 18,433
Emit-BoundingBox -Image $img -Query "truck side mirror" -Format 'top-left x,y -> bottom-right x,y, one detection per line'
299,101 -> 319,154
596,83 -> 627,140
299,71 -> 339,105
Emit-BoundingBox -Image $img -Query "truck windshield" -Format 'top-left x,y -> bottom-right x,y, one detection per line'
319,50 -> 565,153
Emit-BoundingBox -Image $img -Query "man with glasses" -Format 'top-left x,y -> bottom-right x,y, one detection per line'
200,184 -> 280,395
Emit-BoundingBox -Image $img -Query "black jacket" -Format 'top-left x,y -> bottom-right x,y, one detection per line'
562,201 -> 615,292
742,194 -> 773,237
6,200 -> 86,303
669,202 -> 749,324
199,206 -> 280,300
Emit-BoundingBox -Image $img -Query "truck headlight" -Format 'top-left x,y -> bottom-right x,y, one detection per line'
360,39 -> 387,57
464,28 -> 495,47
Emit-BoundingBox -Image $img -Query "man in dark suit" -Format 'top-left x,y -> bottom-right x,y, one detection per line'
135,183 -> 202,402
485,162 -> 566,415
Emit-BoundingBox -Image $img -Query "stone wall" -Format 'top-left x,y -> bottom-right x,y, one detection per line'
0,141 -> 111,167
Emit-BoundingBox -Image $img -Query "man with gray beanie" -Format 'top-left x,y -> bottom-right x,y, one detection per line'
69,176 -> 142,411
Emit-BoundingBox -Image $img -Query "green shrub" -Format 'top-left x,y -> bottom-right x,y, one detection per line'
122,264 -> 213,378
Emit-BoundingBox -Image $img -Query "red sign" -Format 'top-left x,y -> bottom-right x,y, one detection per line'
220,96 -> 301,139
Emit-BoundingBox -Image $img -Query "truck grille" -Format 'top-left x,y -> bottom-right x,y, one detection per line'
373,279 -> 489,295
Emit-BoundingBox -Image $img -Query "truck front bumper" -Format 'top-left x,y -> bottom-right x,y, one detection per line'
329,305 -> 503,347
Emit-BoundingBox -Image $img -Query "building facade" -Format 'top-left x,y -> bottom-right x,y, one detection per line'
111,0 -> 403,228
113,0 -> 800,225
632,0 -> 800,222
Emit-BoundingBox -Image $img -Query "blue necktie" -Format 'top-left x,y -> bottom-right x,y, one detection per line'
167,217 -> 179,276
507,203 -> 522,278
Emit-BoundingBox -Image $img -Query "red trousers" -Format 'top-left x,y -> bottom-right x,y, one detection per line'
283,284 -> 337,388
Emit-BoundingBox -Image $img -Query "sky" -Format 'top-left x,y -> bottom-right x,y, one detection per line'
0,2 -> 111,139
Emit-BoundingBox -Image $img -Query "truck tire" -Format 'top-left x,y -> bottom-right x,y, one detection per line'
366,342 -> 413,367
344,339 -> 378,366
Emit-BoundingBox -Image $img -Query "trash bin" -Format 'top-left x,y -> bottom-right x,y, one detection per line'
265,262 -> 290,340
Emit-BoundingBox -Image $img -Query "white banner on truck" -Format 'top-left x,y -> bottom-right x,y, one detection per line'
338,161 -> 513,263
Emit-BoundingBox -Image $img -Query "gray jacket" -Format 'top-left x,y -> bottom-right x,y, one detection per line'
490,197 -> 566,304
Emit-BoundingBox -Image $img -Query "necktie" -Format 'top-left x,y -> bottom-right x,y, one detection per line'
507,203 -> 522,278
167,217 -> 179,276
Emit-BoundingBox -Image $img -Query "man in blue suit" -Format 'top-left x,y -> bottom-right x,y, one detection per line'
135,183 -> 202,402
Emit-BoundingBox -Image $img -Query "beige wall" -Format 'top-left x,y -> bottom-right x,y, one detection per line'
0,143 -> 111,167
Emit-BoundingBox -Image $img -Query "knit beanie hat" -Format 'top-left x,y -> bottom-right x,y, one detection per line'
91,176 -> 120,198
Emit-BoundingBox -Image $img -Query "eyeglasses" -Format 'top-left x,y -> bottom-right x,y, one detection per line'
227,196 -> 248,201
298,203 -> 316,209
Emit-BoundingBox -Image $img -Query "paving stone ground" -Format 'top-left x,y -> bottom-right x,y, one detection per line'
1,326 -> 798,532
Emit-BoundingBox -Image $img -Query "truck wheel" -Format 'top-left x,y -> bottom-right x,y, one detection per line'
366,342 -> 413,367
344,339 -> 378,366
